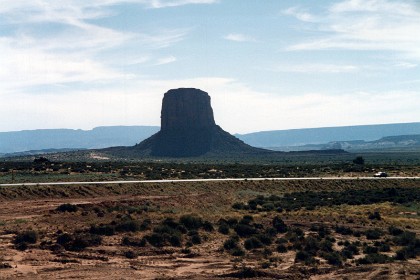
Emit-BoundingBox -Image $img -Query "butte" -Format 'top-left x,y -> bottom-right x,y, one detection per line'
107,88 -> 270,158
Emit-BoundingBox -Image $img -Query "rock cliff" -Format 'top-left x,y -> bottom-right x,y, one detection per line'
161,88 -> 215,130
114,88 -> 269,157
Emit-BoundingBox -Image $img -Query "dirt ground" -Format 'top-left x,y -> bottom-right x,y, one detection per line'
0,180 -> 419,279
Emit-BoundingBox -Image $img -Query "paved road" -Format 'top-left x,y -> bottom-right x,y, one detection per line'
0,177 -> 419,187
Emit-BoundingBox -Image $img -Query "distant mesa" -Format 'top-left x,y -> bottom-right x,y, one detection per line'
125,88 -> 269,157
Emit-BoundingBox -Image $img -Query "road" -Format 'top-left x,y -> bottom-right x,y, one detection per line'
0,177 -> 419,187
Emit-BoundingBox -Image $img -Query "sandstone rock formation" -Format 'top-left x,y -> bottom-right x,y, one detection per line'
112,88 -> 269,157
161,88 -> 215,130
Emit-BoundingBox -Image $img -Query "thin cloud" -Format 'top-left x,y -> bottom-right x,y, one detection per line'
285,0 -> 420,61
137,29 -> 190,49
276,64 -> 358,74
283,6 -> 316,22
394,62 -> 418,69
224,33 -> 255,42
148,0 -> 219,9
155,56 -> 177,65
0,1 -> 190,93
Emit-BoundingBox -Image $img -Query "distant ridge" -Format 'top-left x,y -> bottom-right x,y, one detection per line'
236,122 -> 420,148
0,126 -> 159,154
1,122 -> 419,155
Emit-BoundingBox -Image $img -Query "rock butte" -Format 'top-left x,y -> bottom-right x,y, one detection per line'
131,88 -> 269,157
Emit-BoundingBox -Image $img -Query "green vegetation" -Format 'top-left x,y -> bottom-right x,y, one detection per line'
233,187 -> 420,212
2,155 -> 420,184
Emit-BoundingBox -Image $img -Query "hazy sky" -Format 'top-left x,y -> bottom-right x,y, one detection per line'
1,0 -> 419,133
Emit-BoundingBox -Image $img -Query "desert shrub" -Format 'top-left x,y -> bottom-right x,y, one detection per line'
14,230 -> 38,244
15,242 -> 28,251
378,243 -> 391,252
229,267 -> 260,278
395,243 -> 419,260
140,219 -> 151,231
190,234 -> 201,245
263,248 -> 272,258
303,236 -> 320,255
146,233 -> 165,247
393,231 -> 416,246
122,236 -> 146,247
341,249 -> 354,259
169,235 -> 183,247
226,218 -> 238,226
154,224 -> 179,235
56,203 -> 78,212
286,232 -> 302,243
368,211 -> 381,220
255,233 -> 273,246
231,247 -> 245,256
276,244 -> 287,253
352,156 -> 365,165
66,233 -> 102,251
291,227 -> 304,237
395,239 -> 420,260
335,225 -> 353,235
310,224 -> 330,238
181,248 -> 191,254
224,238 -> 239,250
239,215 -> 253,225
179,215 -> 203,230
353,231 -> 362,237
177,225 -> 188,234
202,221 -> 214,232
261,203 -> 275,212
244,237 -> 263,250
365,228 -> 383,240
344,243 -> 359,255
245,187 -> 420,212
357,253 -> 392,264
162,217 -> 179,229
295,251 -> 317,265
322,252 -> 342,266
272,216 -> 288,233
0,263 -> 12,269
395,248 -> 409,260
90,224 -> 115,236
363,246 -> 378,254
292,240 -> 303,251
232,202 -> 245,210
57,233 -> 73,246
276,237 -> 288,244
319,239 -> 334,253
218,223 -> 230,235
265,227 -> 277,237
115,220 -> 141,233
124,250 -> 137,259
234,224 -> 257,238
388,226 -> 404,236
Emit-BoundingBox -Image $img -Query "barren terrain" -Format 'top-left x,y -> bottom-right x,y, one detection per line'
1,179 -> 419,279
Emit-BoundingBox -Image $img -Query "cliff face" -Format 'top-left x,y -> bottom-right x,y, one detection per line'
131,88 -> 269,157
161,88 -> 215,130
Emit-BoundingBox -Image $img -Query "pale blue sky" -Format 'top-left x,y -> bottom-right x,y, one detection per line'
0,0 -> 419,133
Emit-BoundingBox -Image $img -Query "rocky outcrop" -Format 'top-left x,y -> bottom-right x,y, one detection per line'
161,88 -> 215,130
114,88 -> 270,157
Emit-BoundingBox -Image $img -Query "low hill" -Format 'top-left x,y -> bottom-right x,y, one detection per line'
1,122 -> 419,155
236,122 -> 420,148
0,126 -> 159,154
